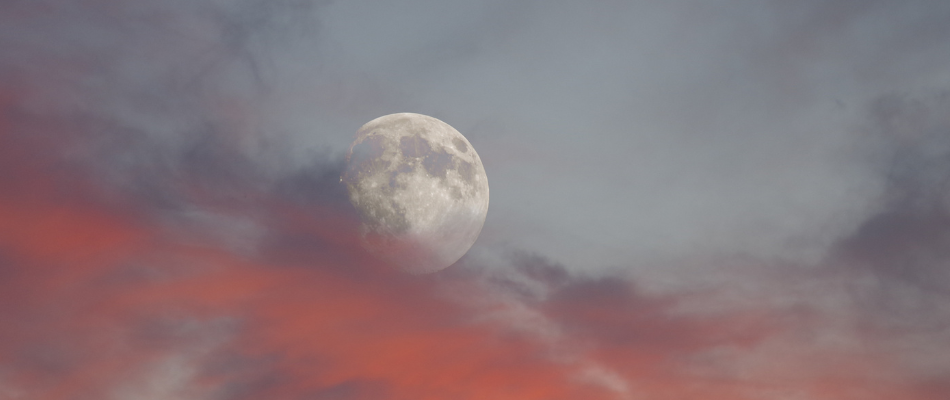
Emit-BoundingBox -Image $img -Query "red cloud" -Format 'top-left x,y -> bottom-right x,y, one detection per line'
1,88 -> 948,400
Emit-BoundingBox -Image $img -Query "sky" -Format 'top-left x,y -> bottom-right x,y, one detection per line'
2,1 -> 950,399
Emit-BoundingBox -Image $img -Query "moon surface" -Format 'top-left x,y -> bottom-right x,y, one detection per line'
342,113 -> 489,274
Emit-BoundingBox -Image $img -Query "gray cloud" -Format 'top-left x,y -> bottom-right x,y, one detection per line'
828,91 -> 950,337
12,0 -> 948,274
299,0 -> 950,270
4,1 -> 950,398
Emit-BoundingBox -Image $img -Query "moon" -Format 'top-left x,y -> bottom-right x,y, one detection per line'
342,113 -> 489,274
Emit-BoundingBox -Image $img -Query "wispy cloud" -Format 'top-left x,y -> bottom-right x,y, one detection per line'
2,1 -> 950,399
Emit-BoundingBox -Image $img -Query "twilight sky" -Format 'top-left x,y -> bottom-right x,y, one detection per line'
2,1 -> 950,399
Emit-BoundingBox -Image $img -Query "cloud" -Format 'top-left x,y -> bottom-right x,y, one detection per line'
2,1 -> 950,399
829,92 -> 950,328
3,110 -> 950,399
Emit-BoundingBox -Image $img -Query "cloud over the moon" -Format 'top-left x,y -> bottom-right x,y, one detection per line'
2,1 -> 950,400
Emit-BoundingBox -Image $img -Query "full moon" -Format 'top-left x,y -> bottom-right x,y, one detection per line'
342,113 -> 489,274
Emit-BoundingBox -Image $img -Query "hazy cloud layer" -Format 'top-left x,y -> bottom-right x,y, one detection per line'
2,0 -> 950,399
304,0 -> 950,269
